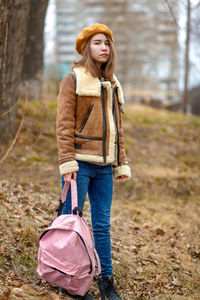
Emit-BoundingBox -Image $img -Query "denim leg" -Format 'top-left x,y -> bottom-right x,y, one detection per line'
61,164 -> 90,214
88,169 -> 113,277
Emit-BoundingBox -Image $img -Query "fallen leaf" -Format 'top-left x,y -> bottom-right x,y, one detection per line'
136,266 -> 143,273
0,287 -> 10,300
155,228 -> 165,236
50,292 -> 63,300
172,277 -> 179,286
9,271 -> 15,280
156,274 -> 168,284
10,280 -> 22,287
142,223 -> 149,229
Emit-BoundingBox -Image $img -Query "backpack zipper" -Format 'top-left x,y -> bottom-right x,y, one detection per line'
76,231 -> 93,274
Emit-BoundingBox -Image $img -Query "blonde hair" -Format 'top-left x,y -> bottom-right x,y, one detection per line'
73,34 -> 116,83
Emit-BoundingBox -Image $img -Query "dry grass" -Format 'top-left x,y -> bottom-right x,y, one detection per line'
0,101 -> 200,299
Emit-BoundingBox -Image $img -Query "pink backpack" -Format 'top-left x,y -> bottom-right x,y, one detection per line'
37,179 -> 101,296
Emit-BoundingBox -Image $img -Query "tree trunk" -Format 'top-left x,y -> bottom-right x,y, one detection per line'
0,0 -> 31,144
183,0 -> 191,114
21,0 -> 49,100
0,0 -> 49,145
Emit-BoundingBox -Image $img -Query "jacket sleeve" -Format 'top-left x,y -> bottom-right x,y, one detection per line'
112,106 -> 131,181
56,75 -> 79,176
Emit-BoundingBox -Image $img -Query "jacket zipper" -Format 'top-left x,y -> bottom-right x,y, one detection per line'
112,87 -> 120,166
101,84 -> 107,163
78,105 -> 94,132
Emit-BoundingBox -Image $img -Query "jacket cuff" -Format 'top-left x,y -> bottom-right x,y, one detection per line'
59,160 -> 79,176
113,165 -> 131,181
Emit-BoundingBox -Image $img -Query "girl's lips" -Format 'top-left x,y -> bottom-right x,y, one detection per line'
100,54 -> 108,57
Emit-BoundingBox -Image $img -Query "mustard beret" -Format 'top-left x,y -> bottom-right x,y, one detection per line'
76,23 -> 114,55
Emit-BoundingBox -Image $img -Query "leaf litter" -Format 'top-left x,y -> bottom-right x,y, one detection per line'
0,102 -> 200,299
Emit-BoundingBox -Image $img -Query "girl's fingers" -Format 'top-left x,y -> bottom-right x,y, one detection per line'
116,175 -> 128,181
73,171 -> 77,180
64,173 -> 72,183
63,172 -> 77,183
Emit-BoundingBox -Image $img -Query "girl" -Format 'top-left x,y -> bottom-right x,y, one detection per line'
56,23 -> 131,300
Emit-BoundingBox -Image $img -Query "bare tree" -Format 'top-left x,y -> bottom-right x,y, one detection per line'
0,0 -> 48,145
21,0 -> 49,100
164,0 -> 200,113
183,0 -> 191,113
0,0 -> 31,144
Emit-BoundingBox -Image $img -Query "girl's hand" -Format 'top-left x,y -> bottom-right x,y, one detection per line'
115,175 -> 128,181
64,171 -> 77,183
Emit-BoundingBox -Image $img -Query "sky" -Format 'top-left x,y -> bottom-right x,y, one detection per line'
44,0 -> 56,64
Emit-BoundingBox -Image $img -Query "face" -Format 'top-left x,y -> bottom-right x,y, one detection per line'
89,33 -> 110,66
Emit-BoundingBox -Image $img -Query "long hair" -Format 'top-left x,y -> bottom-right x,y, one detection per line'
73,34 -> 116,83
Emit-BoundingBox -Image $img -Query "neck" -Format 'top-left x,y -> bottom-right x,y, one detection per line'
95,63 -> 104,80
95,62 -> 102,71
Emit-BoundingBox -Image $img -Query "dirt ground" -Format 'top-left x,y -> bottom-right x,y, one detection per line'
0,99 -> 200,300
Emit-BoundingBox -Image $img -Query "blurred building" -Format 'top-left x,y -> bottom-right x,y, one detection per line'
101,0 -> 179,102
55,0 -> 104,77
55,0 -> 77,77
55,0 -> 179,102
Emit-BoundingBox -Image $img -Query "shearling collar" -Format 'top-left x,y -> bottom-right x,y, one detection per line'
73,66 -> 124,104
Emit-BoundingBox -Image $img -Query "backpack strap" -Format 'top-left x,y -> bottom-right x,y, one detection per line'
61,179 -> 78,211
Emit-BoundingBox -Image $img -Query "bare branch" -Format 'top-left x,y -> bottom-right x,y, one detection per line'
0,99 -> 18,118
0,82 -> 29,165
163,0 -> 180,29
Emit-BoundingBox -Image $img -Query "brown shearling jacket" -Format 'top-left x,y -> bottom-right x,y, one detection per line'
56,66 -> 131,181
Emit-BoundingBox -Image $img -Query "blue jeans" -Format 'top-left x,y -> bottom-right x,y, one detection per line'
61,160 -> 113,277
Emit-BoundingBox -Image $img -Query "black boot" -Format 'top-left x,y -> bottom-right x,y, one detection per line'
98,276 -> 121,300
60,288 -> 94,299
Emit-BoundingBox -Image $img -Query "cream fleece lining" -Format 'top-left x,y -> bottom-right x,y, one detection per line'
59,160 -> 79,176
73,66 -> 124,104
113,165 -> 131,181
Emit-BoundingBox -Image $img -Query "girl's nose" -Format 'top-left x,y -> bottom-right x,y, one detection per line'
101,44 -> 108,50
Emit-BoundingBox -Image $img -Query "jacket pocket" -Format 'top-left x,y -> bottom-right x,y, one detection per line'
78,105 -> 94,132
